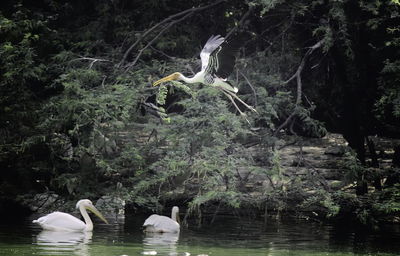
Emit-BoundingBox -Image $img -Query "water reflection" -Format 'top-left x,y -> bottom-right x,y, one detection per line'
34,230 -> 92,255
143,232 -> 179,255
0,215 -> 399,256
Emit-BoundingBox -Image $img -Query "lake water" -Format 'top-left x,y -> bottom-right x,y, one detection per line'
0,214 -> 399,256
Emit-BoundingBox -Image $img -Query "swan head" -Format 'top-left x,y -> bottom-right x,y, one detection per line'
76,199 -> 109,224
153,72 -> 182,86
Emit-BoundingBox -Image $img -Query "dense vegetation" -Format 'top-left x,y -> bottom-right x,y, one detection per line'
1,0 -> 399,225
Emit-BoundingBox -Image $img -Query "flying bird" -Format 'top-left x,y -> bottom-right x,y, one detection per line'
153,35 -> 256,117
143,206 -> 180,233
32,199 -> 108,232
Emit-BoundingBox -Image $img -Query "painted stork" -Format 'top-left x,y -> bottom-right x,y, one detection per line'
153,35 -> 257,117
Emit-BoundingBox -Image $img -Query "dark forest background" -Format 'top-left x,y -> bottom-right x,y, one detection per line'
1,0 -> 399,225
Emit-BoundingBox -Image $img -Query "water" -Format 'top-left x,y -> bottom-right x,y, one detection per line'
0,214 -> 399,256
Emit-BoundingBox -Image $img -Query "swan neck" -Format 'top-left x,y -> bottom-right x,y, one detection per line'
79,204 -> 93,231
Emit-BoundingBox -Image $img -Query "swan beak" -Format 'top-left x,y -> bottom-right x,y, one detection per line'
153,73 -> 178,86
87,205 -> 109,224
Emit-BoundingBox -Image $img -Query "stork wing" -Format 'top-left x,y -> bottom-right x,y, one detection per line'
200,35 -> 238,79
200,35 -> 225,72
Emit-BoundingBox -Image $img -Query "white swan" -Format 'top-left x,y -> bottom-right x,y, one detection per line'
143,206 -> 180,233
32,199 -> 108,231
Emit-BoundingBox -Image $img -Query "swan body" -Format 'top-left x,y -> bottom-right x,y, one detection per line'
32,199 -> 108,232
143,206 -> 180,233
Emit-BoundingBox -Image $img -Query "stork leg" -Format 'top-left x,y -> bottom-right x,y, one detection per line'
221,91 -> 246,116
223,90 -> 258,113
221,91 -> 251,125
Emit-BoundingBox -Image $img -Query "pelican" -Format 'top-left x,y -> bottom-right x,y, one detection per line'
32,199 -> 108,232
153,35 -> 257,117
143,206 -> 180,233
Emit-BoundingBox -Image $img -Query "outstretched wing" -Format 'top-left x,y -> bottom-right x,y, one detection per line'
213,37 -> 239,79
200,35 -> 225,72
200,35 -> 238,80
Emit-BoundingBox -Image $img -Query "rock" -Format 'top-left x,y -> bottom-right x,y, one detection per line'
29,193 -> 67,213
95,195 -> 126,219
325,145 -> 348,156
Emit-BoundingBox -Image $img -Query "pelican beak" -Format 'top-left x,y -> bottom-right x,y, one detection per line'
87,205 -> 109,224
176,213 -> 181,224
153,73 -> 178,86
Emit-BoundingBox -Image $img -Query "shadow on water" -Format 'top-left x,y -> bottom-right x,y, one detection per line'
0,213 -> 400,256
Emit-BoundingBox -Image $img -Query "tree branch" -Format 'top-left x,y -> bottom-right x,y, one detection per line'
274,39 -> 324,136
118,0 -> 226,68
149,45 -> 174,60
69,56 -> 111,69
123,12 -> 193,72
238,69 -> 257,107
118,11 -> 193,68
225,5 -> 254,40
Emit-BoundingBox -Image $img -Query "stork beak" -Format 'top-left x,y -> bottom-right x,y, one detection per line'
86,205 -> 109,224
153,74 -> 177,86
176,213 -> 181,225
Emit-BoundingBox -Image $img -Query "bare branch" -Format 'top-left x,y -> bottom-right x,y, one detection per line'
101,75 -> 107,89
238,69 -> 257,107
118,11 -> 192,68
262,15 -> 294,52
225,5 -> 254,40
124,12 -> 193,72
283,73 -> 297,84
69,56 -> 111,69
274,111 -> 297,136
118,0 -> 226,68
149,45 -> 174,60
274,39 -> 324,136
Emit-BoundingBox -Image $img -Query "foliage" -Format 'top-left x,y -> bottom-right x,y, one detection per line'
340,151 -> 365,184
0,0 -> 399,226
300,190 -> 340,219
29,65 -> 140,195
373,184 -> 400,215
350,185 -> 400,226
126,84 -> 266,212
0,3 -> 61,196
